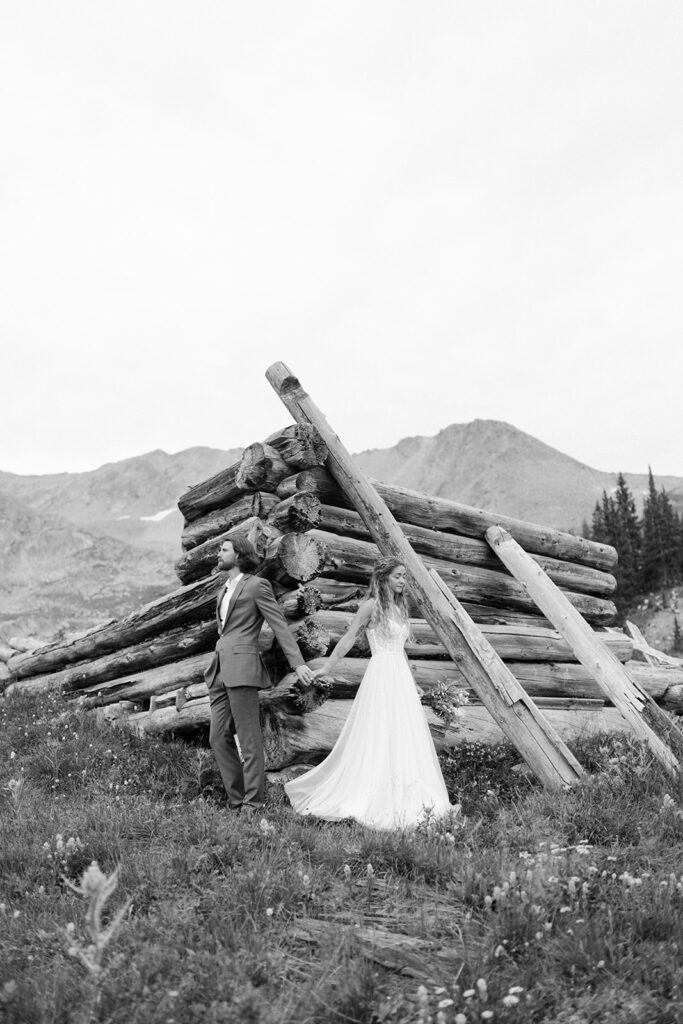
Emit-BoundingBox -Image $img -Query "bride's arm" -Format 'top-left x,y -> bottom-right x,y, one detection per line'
311,599 -> 375,678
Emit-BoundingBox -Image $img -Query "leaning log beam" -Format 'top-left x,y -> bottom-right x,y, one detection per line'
267,360 -> 584,790
279,467 -> 616,572
486,525 -> 683,777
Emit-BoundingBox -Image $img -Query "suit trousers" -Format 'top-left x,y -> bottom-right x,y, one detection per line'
208,683 -> 265,808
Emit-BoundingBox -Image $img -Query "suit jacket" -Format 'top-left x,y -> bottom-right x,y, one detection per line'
204,573 -> 305,689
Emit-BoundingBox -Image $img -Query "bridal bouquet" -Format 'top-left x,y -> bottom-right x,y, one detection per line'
420,681 -> 470,727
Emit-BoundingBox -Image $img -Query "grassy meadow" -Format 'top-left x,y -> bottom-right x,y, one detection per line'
2,692 -> 683,1024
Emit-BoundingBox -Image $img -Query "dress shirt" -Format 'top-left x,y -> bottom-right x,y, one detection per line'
219,573 -> 243,627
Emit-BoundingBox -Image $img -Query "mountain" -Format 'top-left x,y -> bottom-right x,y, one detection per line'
0,492 -> 175,639
2,422 -> 682,642
0,446 -> 243,555
353,420 -> 683,530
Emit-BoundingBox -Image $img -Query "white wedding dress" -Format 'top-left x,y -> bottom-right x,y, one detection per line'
284,614 -> 452,830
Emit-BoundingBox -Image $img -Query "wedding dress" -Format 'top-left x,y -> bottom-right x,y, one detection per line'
284,614 -> 452,829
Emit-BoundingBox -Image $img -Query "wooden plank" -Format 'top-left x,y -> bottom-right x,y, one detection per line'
266,360 -> 583,791
486,525 -> 683,776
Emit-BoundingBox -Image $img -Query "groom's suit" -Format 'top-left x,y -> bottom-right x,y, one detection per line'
205,573 -> 305,809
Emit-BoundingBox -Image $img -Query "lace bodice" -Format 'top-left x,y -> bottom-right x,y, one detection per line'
366,615 -> 409,656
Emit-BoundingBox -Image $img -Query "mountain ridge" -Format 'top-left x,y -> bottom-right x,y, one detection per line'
2,421 -> 682,640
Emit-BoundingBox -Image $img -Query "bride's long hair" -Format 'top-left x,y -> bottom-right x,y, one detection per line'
366,557 -> 410,630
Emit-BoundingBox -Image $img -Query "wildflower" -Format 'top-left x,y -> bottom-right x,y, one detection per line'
265,907 -> 274,917
508,986 -> 524,994
503,995 -> 519,1007
456,1016 -> 467,1024
343,864 -> 351,881
476,978 -> 488,1002
366,863 -> 375,878
438,998 -> 454,1009
494,944 -> 506,957
481,1012 -> 494,1020
463,989 -> 476,999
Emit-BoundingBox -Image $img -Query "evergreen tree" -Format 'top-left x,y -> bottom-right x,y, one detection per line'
612,473 -> 642,609
642,469 -> 682,591
673,616 -> 683,654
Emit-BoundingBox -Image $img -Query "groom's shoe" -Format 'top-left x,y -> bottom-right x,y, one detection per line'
241,803 -> 264,820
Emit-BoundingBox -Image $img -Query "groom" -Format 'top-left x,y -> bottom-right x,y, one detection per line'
205,535 -> 314,813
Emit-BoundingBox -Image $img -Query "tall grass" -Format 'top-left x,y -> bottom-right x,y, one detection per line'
2,691 -> 683,1023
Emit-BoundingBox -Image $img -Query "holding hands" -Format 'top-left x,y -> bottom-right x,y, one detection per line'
294,664 -> 316,686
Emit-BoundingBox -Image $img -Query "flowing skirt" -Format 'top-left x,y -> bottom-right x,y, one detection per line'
284,651 -> 452,830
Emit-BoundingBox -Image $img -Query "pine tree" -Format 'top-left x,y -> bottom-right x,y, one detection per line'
642,469 -> 682,591
642,468 -> 667,591
612,473 -> 642,611
673,616 -> 683,654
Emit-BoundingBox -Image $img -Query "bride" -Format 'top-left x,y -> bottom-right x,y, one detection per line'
284,557 -> 452,830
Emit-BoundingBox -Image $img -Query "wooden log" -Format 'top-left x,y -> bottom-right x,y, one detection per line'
5,620 -> 217,697
261,700 -> 632,770
287,609 -> 633,662
235,442 -> 291,492
180,493 -> 279,551
625,621 -> 683,667
266,493 -> 322,533
8,576 -> 223,680
175,517 -> 277,585
277,580 -> 367,619
178,426 -> 326,522
281,468 -> 617,572
78,653 -> 213,709
267,360 -> 583,790
178,461 -> 243,522
256,532 -> 325,589
277,579 -> 559,629
264,423 -> 328,470
309,656 -> 681,703
313,505 -> 615,597
486,525 -> 683,777
309,529 -> 616,624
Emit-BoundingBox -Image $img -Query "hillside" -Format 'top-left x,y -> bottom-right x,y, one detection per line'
2,421 -> 682,642
0,492 -> 175,639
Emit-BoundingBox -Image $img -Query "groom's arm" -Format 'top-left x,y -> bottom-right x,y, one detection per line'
253,578 -> 313,680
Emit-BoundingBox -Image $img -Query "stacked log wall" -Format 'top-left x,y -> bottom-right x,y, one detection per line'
5,425 -> 683,771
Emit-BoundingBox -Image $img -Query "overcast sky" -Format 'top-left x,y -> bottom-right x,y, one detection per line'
2,2 -> 681,478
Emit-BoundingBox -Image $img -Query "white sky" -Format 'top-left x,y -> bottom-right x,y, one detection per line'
2,1 -> 682,477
